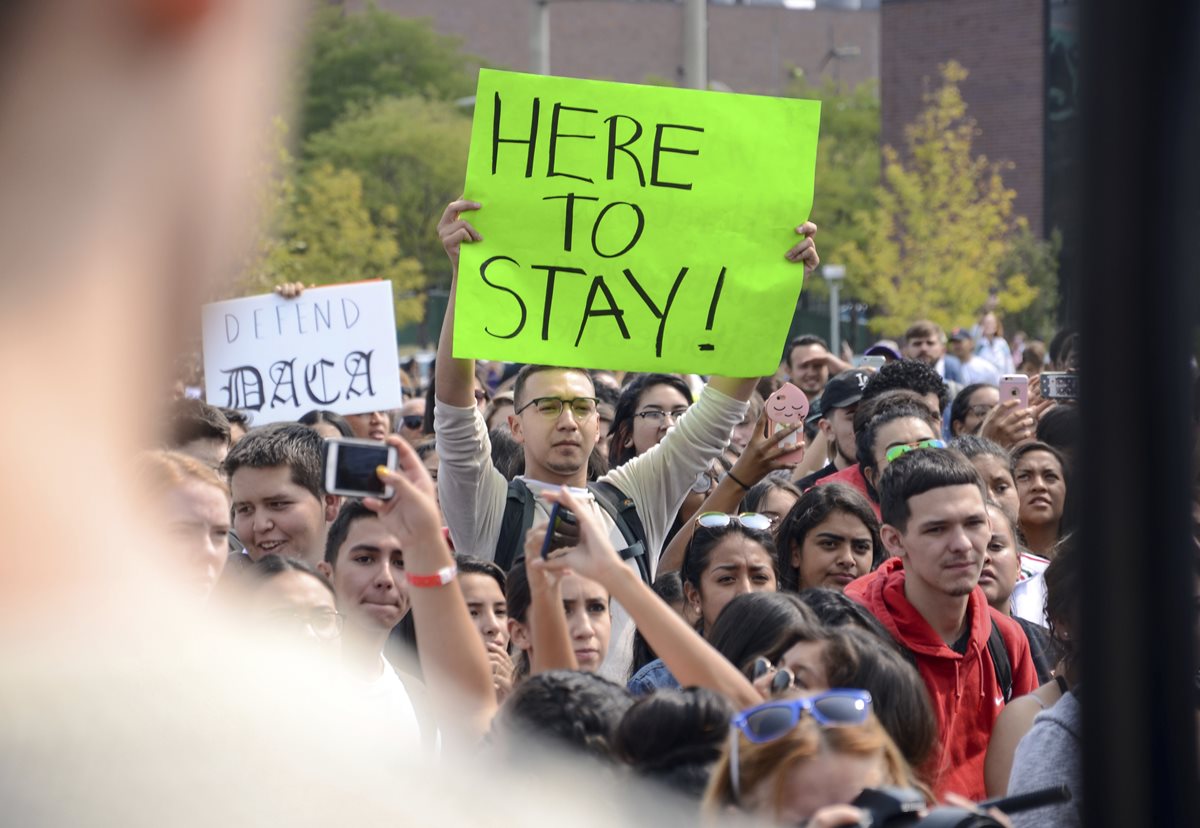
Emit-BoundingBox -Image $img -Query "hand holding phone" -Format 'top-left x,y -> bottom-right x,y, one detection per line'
999,374 -> 1029,409
324,438 -> 398,499
540,502 -> 580,558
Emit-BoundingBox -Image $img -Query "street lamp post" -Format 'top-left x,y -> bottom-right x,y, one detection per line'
822,264 -> 846,356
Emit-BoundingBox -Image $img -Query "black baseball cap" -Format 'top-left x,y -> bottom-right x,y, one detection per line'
816,369 -> 871,418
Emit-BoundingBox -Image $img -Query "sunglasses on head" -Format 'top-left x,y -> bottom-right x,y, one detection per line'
695,512 -> 773,533
884,438 -> 947,463
728,689 -> 873,801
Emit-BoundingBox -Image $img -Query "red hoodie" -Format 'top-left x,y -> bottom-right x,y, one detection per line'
845,557 -> 1037,800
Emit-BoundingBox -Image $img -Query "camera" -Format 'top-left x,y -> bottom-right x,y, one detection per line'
850,785 -> 1070,827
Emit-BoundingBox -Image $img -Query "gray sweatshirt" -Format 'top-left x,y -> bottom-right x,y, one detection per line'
1007,689 -> 1082,827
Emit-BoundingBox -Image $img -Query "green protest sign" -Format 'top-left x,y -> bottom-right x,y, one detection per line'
454,69 -> 821,375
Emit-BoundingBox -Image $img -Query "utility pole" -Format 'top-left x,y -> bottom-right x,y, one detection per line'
682,0 -> 707,90
530,0 -> 550,74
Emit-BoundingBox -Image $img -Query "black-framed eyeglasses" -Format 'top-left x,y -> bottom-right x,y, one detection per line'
514,396 -> 600,421
634,407 -> 690,423
401,415 -> 424,430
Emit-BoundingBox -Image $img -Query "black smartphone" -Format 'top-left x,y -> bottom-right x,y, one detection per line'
540,502 -> 579,558
324,438 -> 397,499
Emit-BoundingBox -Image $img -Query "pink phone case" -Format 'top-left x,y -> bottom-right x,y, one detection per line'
999,375 -> 1029,408
764,382 -> 809,464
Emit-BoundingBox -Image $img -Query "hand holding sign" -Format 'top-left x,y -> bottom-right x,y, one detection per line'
452,69 -> 821,376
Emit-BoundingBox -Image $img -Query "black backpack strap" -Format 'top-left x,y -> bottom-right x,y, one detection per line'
987,617 -> 1014,702
588,480 -> 651,584
495,479 -> 537,573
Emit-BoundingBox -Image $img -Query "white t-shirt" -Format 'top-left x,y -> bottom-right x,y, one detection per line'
1010,552 -> 1050,627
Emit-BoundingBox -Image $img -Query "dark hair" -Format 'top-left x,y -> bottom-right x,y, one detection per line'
878,448 -> 985,531
630,572 -> 686,676
1010,440 -> 1067,472
593,380 -> 620,412
489,427 -> 525,480
413,435 -> 437,461
505,560 -> 533,679
861,358 -> 950,412
680,522 -> 778,622
1047,328 -> 1077,367
608,373 -> 694,468
456,554 -> 506,594
774,484 -> 885,591
298,409 -> 353,438
168,398 -> 230,447
512,364 -> 594,410
1036,405 -> 1079,462
855,397 -> 941,480
949,383 -> 997,436
852,389 -> 934,435
950,434 -> 1011,466
218,407 -> 250,431
705,592 -> 822,672
797,587 -> 901,646
494,670 -> 633,762
246,553 -> 334,597
223,422 -> 326,501
785,334 -> 830,367
324,498 -> 376,566
820,626 -> 938,774
740,477 -> 802,516
613,688 -> 733,798
904,320 -> 944,344
1043,534 -> 1081,685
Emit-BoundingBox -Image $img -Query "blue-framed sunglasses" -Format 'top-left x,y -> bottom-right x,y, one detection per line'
728,689 -> 873,801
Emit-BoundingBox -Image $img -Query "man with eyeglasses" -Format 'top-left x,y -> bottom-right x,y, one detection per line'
846,448 -> 1037,801
432,199 -> 820,678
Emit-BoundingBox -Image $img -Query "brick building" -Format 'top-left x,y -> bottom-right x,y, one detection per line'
880,0 -> 1049,235
368,0 -> 880,94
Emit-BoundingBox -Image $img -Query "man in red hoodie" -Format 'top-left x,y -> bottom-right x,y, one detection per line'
845,447 -> 1036,801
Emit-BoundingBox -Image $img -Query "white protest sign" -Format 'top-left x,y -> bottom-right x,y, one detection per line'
202,281 -> 402,425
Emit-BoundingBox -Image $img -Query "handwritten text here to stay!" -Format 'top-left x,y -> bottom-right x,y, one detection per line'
454,68 -> 821,376
201,281 -> 403,425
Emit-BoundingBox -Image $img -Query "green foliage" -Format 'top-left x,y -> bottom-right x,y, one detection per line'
784,74 -> 881,300
298,3 -> 476,141
241,123 -> 425,326
838,62 -> 1047,335
997,227 -> 1062,340
303,95 -> 472,292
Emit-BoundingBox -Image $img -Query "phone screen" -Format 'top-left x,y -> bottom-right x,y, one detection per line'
332,442 -> 390,496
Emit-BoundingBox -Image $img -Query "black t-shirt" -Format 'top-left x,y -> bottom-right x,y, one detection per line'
951,624 -> 971,655
796,461 -> 839,492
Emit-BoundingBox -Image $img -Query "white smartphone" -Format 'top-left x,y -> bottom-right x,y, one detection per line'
998,374 -> 1029,408
853,355 -> 886,370
324,438 -> 397,499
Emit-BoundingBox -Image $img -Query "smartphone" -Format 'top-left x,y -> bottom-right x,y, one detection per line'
999,374 -> 1029,408
1040,371 -> 1079,401
324,438 -> 397,499
853,355 -> 886,370
540,501 -> 579,558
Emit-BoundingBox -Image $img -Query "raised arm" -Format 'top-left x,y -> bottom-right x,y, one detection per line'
706,220 -> 821,401
538,488 -> 760,709
435,199 -> 484,408
521,528 -> 578,675
658,409 -> 800,573
366,436 -> 497,744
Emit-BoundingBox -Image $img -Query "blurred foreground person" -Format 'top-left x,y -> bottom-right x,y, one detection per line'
0,4 -> 689,827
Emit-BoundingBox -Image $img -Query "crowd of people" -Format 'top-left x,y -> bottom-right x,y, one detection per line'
142,196 -> 1128,827
8,2 -> 1197,825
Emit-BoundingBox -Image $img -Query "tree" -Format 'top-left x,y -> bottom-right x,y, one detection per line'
996,227 -> 1062,341
241,123 -> 425,327
297,4 -> 477,142
785,75 -> 881,300
838,62 -> 1045,335
303,95 -> 472,292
